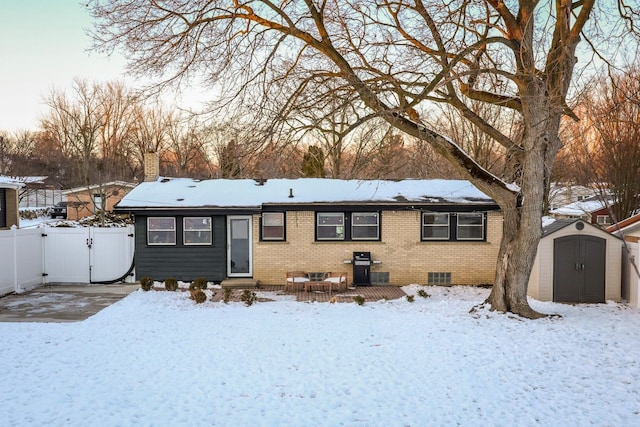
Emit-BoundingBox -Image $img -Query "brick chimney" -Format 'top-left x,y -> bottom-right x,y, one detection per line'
144,152 -> 160,182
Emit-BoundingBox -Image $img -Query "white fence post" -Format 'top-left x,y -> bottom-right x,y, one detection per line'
12,225 -> 19,293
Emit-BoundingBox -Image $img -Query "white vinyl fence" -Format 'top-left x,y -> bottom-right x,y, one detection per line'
0,225 -> 135,296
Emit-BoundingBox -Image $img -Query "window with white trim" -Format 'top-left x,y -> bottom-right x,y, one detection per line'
457,213 -> 484,240
351,212 -> 379,240
422,213 -> 450,240
317,212 -> 345,240
93,193 -> 103,213
596,215 -> 611,225
148,217 -> 176,245
262,212 -> 285,240
184,217 -> 212,245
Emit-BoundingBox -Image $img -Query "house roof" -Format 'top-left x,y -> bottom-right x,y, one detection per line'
115,177 -> 497,210
0,175 -> 25,190
549,198 -> 610,217
549,183 -> 595,198
62,181 -> 137,195
606,212 -> 640,236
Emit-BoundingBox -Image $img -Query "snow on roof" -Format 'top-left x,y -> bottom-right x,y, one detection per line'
11,176 -> 48,184
0,175 -> 25,189
549,199 -> 609,216
606,211 -> 640,235
116,178 -> 495,209
63,181 -> 137,195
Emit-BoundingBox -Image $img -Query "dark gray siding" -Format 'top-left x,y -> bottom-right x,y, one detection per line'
134,215 -> 227,282
0,189 -> 6,228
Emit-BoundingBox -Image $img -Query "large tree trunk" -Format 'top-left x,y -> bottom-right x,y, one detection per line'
487,201 -> 545,319
485,131 -> 548,319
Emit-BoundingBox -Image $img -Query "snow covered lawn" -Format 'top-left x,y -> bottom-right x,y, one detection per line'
1,285 -> 639,426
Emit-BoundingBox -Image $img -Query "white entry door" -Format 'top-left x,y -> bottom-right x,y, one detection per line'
227,216 -> 252,277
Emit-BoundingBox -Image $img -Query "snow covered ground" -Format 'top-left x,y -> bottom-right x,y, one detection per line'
1,285 -> 639,426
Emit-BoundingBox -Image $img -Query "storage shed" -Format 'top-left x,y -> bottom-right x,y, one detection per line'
528,219 -> 622,303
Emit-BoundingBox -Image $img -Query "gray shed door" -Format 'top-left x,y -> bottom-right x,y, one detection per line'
553,235 -> 606,303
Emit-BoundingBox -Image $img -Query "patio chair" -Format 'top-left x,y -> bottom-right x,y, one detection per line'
322,272 -> 348,293
285,271 -> 309,292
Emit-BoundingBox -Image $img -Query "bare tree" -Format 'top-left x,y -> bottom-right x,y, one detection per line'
41,78 -> 104,186
559,66 -> 640,222
126,101 -> 172,180
163,113 -> 214,178
0,130 -> 38,176
0,131 -> 13,175
97,81 -> 140,180
89,1 -> 634,317
590,69 -> 640,222
252,141 -> 303,178
435,98 -> 519,179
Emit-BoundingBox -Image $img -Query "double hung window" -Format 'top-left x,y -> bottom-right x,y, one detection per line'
456,213 -> 484,240
422,212 -> 486,241
184,217 -> 212,245
317,213 -> 345,240
148,217 -> 176,245
262,212 -> 285,241
422,213 -> 450,240
351,212 -> 379,240
316,212 -> 380,241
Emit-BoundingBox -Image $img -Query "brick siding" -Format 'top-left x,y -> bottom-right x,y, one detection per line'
253,210 -> 502,286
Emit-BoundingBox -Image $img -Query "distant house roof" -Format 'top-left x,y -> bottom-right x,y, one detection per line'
63,181 -> 137,195
549,183 -> 595,198
606,212 -> 640,236
0,175 -> 25,190
115,178 -> 497,210
10,176 -> 48,184
549,198 -> 610,217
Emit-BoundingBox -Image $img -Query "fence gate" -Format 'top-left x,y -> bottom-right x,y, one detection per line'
43,225 -> 134,283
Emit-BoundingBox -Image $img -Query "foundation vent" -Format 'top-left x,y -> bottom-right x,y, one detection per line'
428,272 -> 451,286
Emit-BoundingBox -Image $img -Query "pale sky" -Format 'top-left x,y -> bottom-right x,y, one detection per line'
0,1 -> 209,134
0,1 -> 134,133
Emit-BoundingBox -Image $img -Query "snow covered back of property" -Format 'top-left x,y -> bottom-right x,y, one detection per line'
1,285 -> 639,426
117,178 -> 494,208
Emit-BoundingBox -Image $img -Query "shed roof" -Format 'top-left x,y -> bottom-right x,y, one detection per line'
542,219 -> 578,237
542,218 -> 620,240
116,177 -> 496,210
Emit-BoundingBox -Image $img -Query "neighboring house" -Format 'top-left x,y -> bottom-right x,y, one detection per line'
0,176 -> 24,229
63,181 -> 137,220
548,183 -> 597,211
549,197 -> 614,226
606,212 -> 640,242
114,177 -> 503,286
528,219 -> 622,303
607,214 -> 640,308
16,176 -> 63,208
